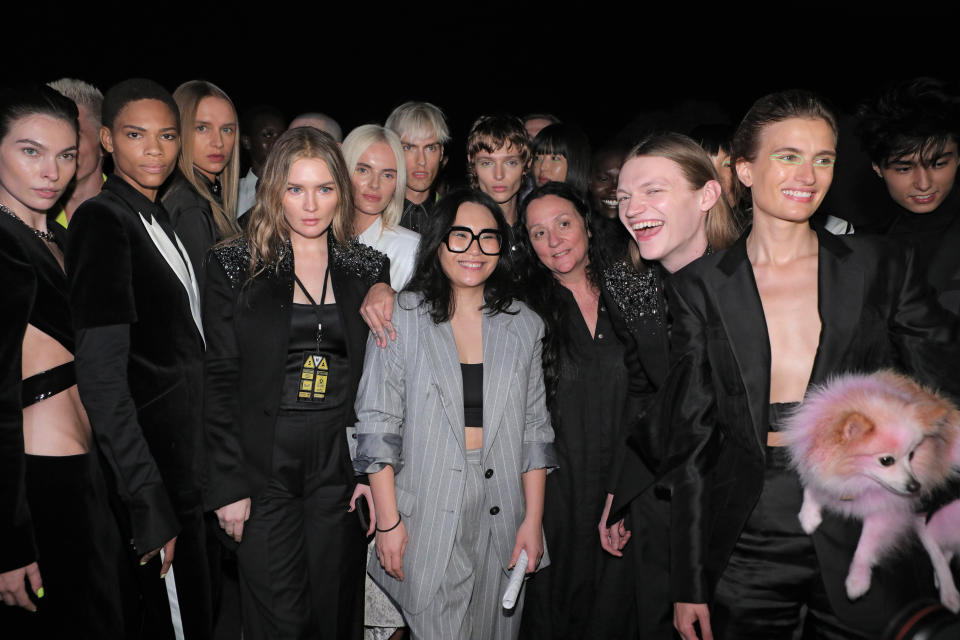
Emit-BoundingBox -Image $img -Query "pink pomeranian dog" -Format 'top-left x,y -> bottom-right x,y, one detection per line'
782,370 -> 960,612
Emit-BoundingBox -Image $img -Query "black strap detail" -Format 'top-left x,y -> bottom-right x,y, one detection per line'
22,361 -> 76,407
293,264 -> 331,352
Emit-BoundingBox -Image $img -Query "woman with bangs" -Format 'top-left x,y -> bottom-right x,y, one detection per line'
203,126 -> 387,639
163,80 -> 241,292
342,124 -> 420,290
467,114 -> 532,226
529,123 -> 592,198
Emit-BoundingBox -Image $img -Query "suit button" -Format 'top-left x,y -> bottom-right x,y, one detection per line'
490,506 -> 500,515
485,469 -> 494,479
352,433 -> 358,439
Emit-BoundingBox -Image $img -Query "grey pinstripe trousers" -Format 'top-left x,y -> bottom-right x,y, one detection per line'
404,448 -> 523,640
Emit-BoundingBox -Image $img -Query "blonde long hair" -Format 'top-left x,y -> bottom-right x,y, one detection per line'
341,124 -> 406,235
624,132 -> 740,270
246,127 -> 353,272
171,80 -> 240,238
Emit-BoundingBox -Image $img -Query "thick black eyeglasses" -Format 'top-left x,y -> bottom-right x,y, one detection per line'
443,226 -> 503,255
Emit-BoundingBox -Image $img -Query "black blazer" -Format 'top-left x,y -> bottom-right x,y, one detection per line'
0,216 -> 41,572
162,169 -> 221,297
67,176 -> 206,555
927,212 -> 960,315
202,235 -> 388,512
659,228 -> 960,632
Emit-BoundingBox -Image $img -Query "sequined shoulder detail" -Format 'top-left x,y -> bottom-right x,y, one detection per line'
331,238 -> 388,287
602,260 -> 662,324
211,237 -> 251,288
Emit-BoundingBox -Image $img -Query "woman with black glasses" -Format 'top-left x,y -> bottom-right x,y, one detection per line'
354,188 -> 556,640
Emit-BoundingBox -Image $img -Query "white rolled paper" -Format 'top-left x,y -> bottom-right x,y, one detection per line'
502,549 -> 527,610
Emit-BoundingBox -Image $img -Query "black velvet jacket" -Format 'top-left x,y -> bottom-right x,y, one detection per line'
0,215 -> 51,572
66,176 -> 206,555
202,235 -> 388,512
659,228 -> 960,633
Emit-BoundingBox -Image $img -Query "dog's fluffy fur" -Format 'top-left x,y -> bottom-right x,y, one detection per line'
782,370 -> 960,611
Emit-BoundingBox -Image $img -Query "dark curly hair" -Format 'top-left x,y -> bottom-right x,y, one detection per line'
403,188 -> 518,323
517,182 -> 607,411
857,77 -> 960,168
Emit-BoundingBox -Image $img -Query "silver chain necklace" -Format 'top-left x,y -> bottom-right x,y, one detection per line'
0,203 -> 56,241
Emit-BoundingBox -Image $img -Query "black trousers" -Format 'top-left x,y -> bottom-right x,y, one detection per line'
629,487 -> 676,640
711,445 -> 869,640
0,453 -> 125,639
236,410 -> 366,640
127,495 -> 213,640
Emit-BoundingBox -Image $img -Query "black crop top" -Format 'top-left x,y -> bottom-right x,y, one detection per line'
280,303 -> 349,410
461,362 -> 483,427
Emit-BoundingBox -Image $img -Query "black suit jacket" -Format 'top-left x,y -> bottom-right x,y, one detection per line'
67,177 -> 206,555
202,235 -> 388,512
0,217 -> 40,572
659,228 -> 960,633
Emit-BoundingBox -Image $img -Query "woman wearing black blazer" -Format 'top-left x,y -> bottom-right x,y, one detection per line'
666,91 -> 960,640
163,80 -> 241,294
203,127 -> 388,640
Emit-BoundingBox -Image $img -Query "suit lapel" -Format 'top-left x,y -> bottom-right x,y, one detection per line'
809,229 -> 862,386
482,309 -> 520,461
713,236 -> 771,452
246,255 -> 293,403
421,317 -> 467,453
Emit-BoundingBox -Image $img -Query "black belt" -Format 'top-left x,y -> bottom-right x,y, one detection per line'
22,361 -> 76,407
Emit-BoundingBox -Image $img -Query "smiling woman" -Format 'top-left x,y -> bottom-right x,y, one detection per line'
658,90 -> 960,640
514,182 -> 642,639
354,188 -> 556,640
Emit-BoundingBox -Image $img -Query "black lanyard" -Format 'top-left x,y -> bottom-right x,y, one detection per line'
293,263 -> 331,354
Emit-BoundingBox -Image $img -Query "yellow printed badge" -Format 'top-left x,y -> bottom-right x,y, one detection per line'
298,352 -> 329,402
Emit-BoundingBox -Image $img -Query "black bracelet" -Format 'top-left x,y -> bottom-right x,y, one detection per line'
376,514 -> 402,533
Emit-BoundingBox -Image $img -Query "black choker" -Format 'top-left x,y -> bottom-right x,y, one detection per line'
1,203 -> 56,242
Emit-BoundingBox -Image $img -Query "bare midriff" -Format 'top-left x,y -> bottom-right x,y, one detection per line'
465,426 -> 483,451
21,324 -> 91,456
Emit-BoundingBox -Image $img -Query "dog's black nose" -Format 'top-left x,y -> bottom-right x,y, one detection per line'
906,480 -> 921,493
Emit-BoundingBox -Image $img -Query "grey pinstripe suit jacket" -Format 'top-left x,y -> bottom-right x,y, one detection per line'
353,292 -> 557,614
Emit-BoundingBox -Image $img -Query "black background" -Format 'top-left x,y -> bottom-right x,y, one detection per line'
11,6 -> 958,190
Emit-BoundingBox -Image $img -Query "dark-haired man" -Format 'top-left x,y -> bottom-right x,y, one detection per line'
858,77 -> 960,310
